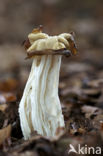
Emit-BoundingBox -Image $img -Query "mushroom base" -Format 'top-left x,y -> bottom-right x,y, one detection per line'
19,55 -> 65,140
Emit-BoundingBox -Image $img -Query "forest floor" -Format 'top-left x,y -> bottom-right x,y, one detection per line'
0,33 -> 103,156
0,1 -> 103,156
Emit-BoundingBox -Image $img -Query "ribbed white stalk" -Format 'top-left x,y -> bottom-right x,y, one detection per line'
19,55 -> 64,140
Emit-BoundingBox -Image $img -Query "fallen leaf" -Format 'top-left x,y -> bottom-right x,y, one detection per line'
81,105 -> 102,118
0,125 -> 11,146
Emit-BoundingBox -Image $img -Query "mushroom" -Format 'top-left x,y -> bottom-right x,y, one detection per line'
19,26 -> 77,140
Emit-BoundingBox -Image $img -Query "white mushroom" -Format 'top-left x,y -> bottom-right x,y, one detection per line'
19,27 -> 77,140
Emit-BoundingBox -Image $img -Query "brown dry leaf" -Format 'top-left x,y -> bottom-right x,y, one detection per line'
78,127 -> 86,134
13,135 -> 57,156
0,125 -> 11,146
81,105 -> 102,118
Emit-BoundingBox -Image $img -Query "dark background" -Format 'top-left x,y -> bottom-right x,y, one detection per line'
0,0 -> 103,73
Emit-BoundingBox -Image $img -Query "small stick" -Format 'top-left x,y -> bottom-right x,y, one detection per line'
25,48 -> 72,59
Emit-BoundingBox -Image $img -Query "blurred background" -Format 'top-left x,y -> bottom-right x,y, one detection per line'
0,0 -> 103,71
0,0 -> 103,153
0,0 -> 103,94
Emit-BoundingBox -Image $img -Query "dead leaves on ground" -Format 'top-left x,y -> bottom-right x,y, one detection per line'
81,105 -> 102,118
0,125 -> 11,147
0,61 -> 103,155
